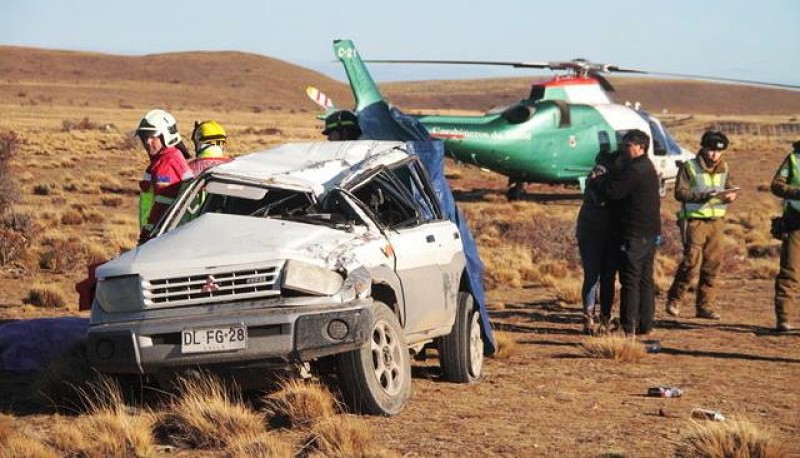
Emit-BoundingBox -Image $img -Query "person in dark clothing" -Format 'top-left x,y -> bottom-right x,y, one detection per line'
576,149 -> 621,334
602,129 -> 661,336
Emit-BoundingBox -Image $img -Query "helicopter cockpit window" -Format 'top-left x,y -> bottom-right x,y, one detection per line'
598,131 -> 612,154
529,85 -> 545,102
501,105 -> 532,124
350,170 -> 421,229
647,120 -> 669,156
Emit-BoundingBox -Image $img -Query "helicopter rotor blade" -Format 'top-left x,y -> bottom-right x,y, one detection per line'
590,72 -> 616,92
631,71 -> 800,91
364,59 -> 554,69
363,58 -> 800,91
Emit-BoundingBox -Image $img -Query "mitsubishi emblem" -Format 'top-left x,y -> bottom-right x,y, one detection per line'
201,275 -> 219,293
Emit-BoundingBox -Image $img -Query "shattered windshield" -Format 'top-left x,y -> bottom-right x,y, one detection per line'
171,178 -> 363,229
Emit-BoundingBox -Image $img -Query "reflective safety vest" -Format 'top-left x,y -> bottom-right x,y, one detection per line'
678,158 -> 728,219
784,153 -> 800,213
139,147 -> 194,232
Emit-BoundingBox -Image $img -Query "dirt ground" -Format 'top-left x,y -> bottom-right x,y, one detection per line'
1,102 -> 799,456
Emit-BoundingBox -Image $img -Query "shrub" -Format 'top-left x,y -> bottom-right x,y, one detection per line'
0,131 -> 20,212
154,372 -> 264,449
101,197 -> 123,207
38,238 -> 88,271
0,434 -> 57,458
32,184 -> 53,196
25,285 -> 67,308
580,335 -> 647,362
224,432 -> 293,458
306,416 -> 397,458
262,379 -> 338,429
490,331 -> 518,360
674,418 -> 787,458
46,376 -> 156,457
60,209 -> 85,225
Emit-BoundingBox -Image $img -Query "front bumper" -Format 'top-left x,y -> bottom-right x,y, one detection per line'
86,299 -> 373,374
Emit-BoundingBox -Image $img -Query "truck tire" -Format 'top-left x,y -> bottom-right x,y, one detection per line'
336,302 -> 411,416
437,292 -> 483,383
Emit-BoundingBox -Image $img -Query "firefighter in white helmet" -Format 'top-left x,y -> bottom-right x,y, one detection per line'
135,109 -> 194,244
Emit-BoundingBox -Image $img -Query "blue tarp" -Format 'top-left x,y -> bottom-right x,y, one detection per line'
358,101 -> 496,354
0,317 -> 89,372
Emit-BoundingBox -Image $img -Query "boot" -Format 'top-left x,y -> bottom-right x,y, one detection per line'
665,301 -> 680,317
597,314 -> 611,334
582,313 -> 595,335
696,308 -> 720,320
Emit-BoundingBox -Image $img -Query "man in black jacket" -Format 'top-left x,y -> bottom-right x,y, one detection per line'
602,129 -> 662,336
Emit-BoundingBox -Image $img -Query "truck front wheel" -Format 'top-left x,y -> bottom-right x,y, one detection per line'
336,302 -> 411,416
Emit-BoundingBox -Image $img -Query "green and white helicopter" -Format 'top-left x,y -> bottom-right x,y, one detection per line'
309,39 -> 797,200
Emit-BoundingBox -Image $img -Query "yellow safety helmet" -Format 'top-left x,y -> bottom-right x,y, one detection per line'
191,120 -> 227,147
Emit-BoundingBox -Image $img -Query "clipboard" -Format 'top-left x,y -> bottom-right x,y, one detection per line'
711,187 -> 740,197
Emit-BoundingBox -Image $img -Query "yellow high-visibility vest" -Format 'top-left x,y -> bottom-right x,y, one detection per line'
678,158 -> 728,219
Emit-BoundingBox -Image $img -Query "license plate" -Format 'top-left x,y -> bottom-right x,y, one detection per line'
181,325 -> 247,354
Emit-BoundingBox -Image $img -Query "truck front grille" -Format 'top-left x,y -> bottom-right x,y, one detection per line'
143,263 -> 282,307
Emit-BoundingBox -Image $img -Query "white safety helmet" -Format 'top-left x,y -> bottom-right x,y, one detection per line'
135,109 -> 181,147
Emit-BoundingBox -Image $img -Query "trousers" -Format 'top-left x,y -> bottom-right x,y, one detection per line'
667,218 -> 724,311
619,236 -> 656,335
775,228 -> 800,325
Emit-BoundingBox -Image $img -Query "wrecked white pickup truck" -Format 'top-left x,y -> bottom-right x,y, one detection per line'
86,141 -> 484,415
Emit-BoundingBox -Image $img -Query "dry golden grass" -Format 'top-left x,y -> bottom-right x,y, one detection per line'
0,414 -> 14,446
0,434 -> 57,458
156,372 -> 265,449
224,431 -> 293,458
490,331 -> 518,360
44,376 -> 156,457
580,335 -> 648,362
674,418 -> 787,458
748,258 -> 780,279
554,277 -> 582,305
305,416 -> 398,458
262,378 -> 338,429
24,283 -> 67,308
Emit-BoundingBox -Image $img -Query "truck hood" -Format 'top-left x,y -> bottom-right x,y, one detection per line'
98,214 -> 359,279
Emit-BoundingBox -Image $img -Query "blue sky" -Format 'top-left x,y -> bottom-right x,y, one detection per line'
2,0 -> 798,86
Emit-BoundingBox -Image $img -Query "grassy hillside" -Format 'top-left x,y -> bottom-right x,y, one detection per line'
2,46 -> 799,116
0,46 -> 355,113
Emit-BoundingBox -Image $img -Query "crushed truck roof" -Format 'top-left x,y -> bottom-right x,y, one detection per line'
209,140 -> 410,196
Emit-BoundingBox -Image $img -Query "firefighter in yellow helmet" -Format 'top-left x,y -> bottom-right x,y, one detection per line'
665,131 -> 738,320
189,120 -> 231,175
770,139 -> 800,333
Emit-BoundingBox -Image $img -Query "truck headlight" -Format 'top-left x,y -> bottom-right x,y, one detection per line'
95,274 -> 143,313
281,260 -> 344,296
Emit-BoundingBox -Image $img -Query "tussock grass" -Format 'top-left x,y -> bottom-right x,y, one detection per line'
45,376 -> 156,457
674,418 -> 787,458
748,258 -> 780,279
0,434 -> 57,458
155,372 -> 265,449
60,208 -> 85,225
25,284 -> 67,308
262,378 -> 338,429
490,331 -> 518,360
33,338 -> 96,412
224,432 -> 293,458
0,413 -> 15,445
554,277 -> 582,305
580,335 -> 647,362
305,416 -> 397,458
